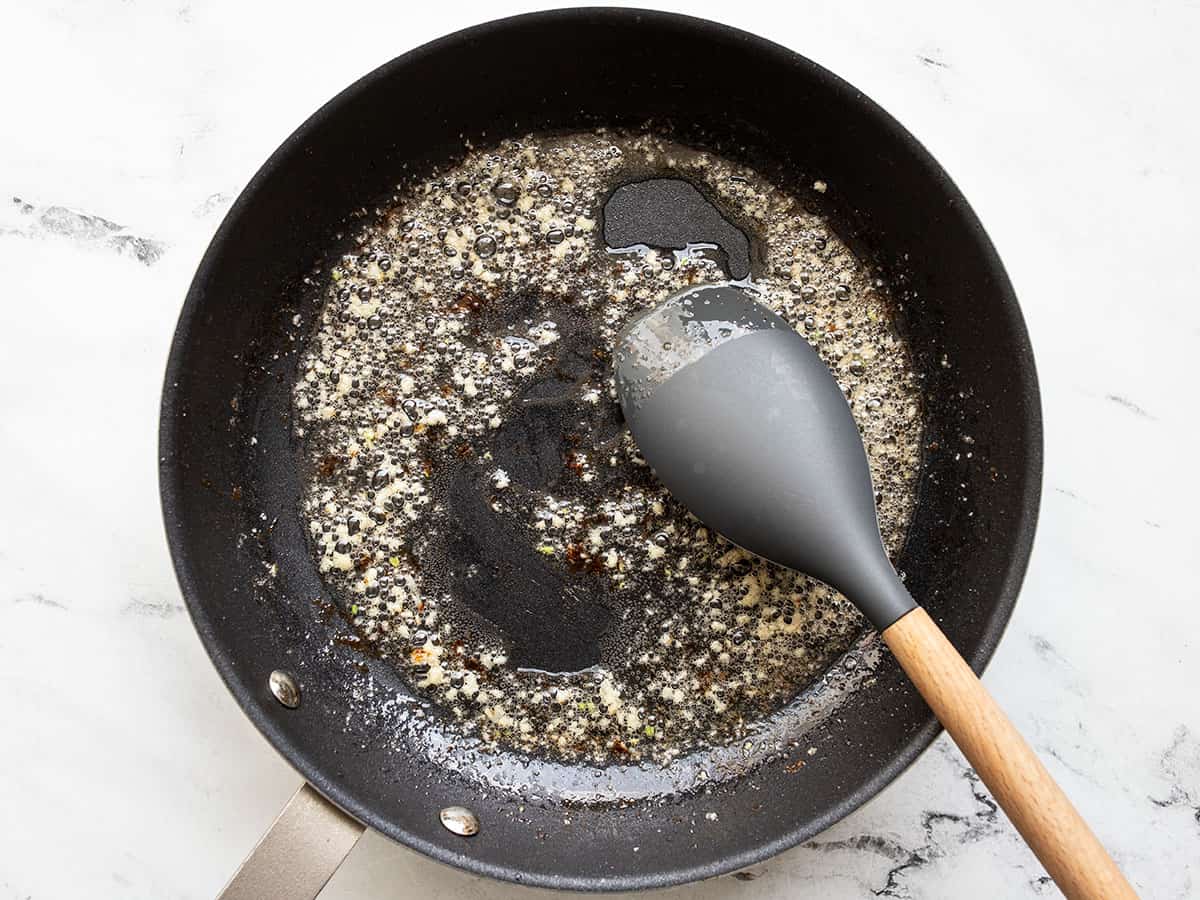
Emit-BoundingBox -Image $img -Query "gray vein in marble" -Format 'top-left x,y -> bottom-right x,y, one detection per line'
1105,393 -> 1156,420
1030,634 -> 1067,665
1148,725 -> 1200,827
802,743 -> 1012,898
914,49 -> 954,103
1040,743 -> 1099,785
1052,488 -> 1162,531
1029,634 -> 1090,697
193,191 -> 233,218
1051,486 -> 1093,505
5,196 -> 165,264
806,831 -> 915,864
13,592 -> 66,610
122,596 -> 185,618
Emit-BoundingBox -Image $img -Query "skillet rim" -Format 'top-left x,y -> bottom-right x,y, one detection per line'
159,6 -> 1043,890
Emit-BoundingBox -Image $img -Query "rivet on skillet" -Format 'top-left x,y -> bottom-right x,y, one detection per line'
268,670 -> 301,709
439,806 -> 479,836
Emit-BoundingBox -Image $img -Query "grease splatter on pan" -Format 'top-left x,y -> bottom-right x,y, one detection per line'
292,130 -> 923,763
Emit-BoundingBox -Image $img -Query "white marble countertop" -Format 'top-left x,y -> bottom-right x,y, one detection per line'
2,2 -> 1197,897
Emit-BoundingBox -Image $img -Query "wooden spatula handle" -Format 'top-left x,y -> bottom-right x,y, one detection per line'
882,607 -> 1136,899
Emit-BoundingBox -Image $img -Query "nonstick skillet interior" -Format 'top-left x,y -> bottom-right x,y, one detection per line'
159,9 -> 1041,891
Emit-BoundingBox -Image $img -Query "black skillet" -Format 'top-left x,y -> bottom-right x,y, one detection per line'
160,8 -> 1042,893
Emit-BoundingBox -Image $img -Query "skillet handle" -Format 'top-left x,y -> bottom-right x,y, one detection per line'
219,782 -> 365,900
882,607 -> 1137,900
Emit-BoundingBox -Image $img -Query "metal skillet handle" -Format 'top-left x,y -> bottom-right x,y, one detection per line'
219,783 -> 365,900
883,608 -> 1137,900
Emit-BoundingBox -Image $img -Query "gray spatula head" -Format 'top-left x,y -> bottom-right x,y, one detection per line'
615,284 -> 915,630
